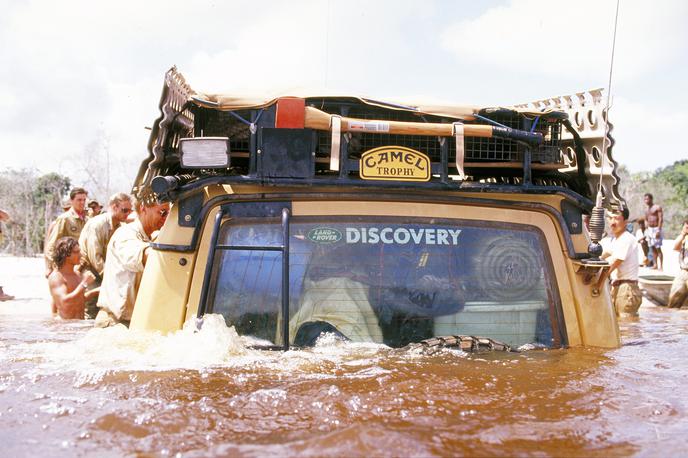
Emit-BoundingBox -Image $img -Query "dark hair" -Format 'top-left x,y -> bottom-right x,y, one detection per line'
52,236 -> 80,268
644,193 -> 653,200
621,207 -> 629,221
70,187 -> 88,200
610,207 -> 630,221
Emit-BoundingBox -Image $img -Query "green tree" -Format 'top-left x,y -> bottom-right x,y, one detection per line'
0,169 -> 71,255
656,160 -> 688,208
618,160 -> 688,237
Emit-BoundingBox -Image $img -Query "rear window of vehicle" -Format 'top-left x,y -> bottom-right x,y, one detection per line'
206,216 -> 564,348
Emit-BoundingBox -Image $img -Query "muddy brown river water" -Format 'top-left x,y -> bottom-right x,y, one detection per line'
1,256 -> 688,457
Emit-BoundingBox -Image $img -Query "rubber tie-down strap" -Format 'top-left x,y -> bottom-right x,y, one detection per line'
408,335 -> 514,355
453,122 -> 465,179
228,109 -> 264,135
330,115 -> 341,171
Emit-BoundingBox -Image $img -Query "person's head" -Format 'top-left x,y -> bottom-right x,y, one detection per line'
52,236 -> 81,269
135,197 -> 170,237
607,207 -> 629,237
637,217 -> 646,229
644,193 -> 654,206
69,187 -> 88,213
682,220 -> 688,233
108,193 -> 133,223
61,196 -> 71,211
87,200 -> 102,217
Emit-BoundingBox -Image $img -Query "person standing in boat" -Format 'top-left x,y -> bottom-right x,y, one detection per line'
94,196 -> 169,328
668,220 -> 688,309
596,207 -> 642,317
644,193 -> 664,270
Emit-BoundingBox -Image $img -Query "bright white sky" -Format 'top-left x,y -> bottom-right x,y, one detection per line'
1,0 -> 686,194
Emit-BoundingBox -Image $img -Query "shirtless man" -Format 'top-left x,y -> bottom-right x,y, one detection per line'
48,236 -> 96,319
644,193 -> 663,270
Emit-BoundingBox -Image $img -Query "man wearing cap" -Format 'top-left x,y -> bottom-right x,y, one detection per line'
44,188 -> 89,278
595,207 -> 642,316
78,193 -> 133,318
87,200 -> 103,218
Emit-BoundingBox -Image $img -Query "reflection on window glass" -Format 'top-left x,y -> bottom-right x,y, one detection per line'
209,216 -> 560,348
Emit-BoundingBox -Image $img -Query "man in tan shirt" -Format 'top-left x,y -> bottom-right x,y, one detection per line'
95,197 -> 170,328
44,187 -> 89,278
78,193 -> 133,318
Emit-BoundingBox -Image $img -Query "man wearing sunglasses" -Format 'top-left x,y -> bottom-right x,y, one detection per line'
95,195 -> 170,328
78,193 -> 133,319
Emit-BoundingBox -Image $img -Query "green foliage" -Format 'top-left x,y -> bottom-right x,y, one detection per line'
656,160 -> 688,208
35,173 -> 71,204
618,160 -> 688,237
0,169 -> 72,255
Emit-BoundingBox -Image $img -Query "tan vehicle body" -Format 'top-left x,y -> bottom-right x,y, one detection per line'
129,68 -> 623,349
131,185 -> 619,348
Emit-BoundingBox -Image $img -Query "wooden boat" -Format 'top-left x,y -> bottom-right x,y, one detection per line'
638,274 -> 674,306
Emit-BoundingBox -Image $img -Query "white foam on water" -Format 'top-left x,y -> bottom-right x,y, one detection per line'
11,313 -> 400,384
21,314 -> 255,377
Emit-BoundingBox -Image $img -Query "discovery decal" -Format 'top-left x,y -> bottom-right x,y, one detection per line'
345,227 -> 461,245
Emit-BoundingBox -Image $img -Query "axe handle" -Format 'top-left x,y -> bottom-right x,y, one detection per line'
304,106 -> 542,144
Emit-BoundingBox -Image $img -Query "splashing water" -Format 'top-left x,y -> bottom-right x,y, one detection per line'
3,257 -> 688,457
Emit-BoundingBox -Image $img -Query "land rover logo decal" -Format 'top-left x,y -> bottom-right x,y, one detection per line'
360,146 -> 431,182
307,227 -> 342,243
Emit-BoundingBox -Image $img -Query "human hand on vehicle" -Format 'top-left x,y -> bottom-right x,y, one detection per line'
82,271 -> 96,286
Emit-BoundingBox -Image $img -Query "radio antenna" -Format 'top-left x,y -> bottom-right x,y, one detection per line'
597,0 -> 620,198
588,0 -> 620,257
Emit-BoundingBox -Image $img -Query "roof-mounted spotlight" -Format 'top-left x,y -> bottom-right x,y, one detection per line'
179,137 -> 230,169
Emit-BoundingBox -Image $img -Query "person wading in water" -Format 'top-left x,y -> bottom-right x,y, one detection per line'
48,236 -> 97,319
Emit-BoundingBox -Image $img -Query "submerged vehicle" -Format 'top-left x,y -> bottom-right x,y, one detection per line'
129,67 -> 625,350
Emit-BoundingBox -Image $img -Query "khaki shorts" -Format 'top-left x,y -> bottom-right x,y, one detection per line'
668,269 -> 688,308
611,282 -> 643,316
94,308 -> 130,328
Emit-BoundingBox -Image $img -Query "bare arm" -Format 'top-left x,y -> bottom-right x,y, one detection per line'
657,206 -> 664,230
48,272 -> 93,311
674,227 -> 688,251
84,286 -> 100,300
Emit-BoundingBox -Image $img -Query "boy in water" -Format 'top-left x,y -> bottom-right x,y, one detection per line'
48,236 -> 96,319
